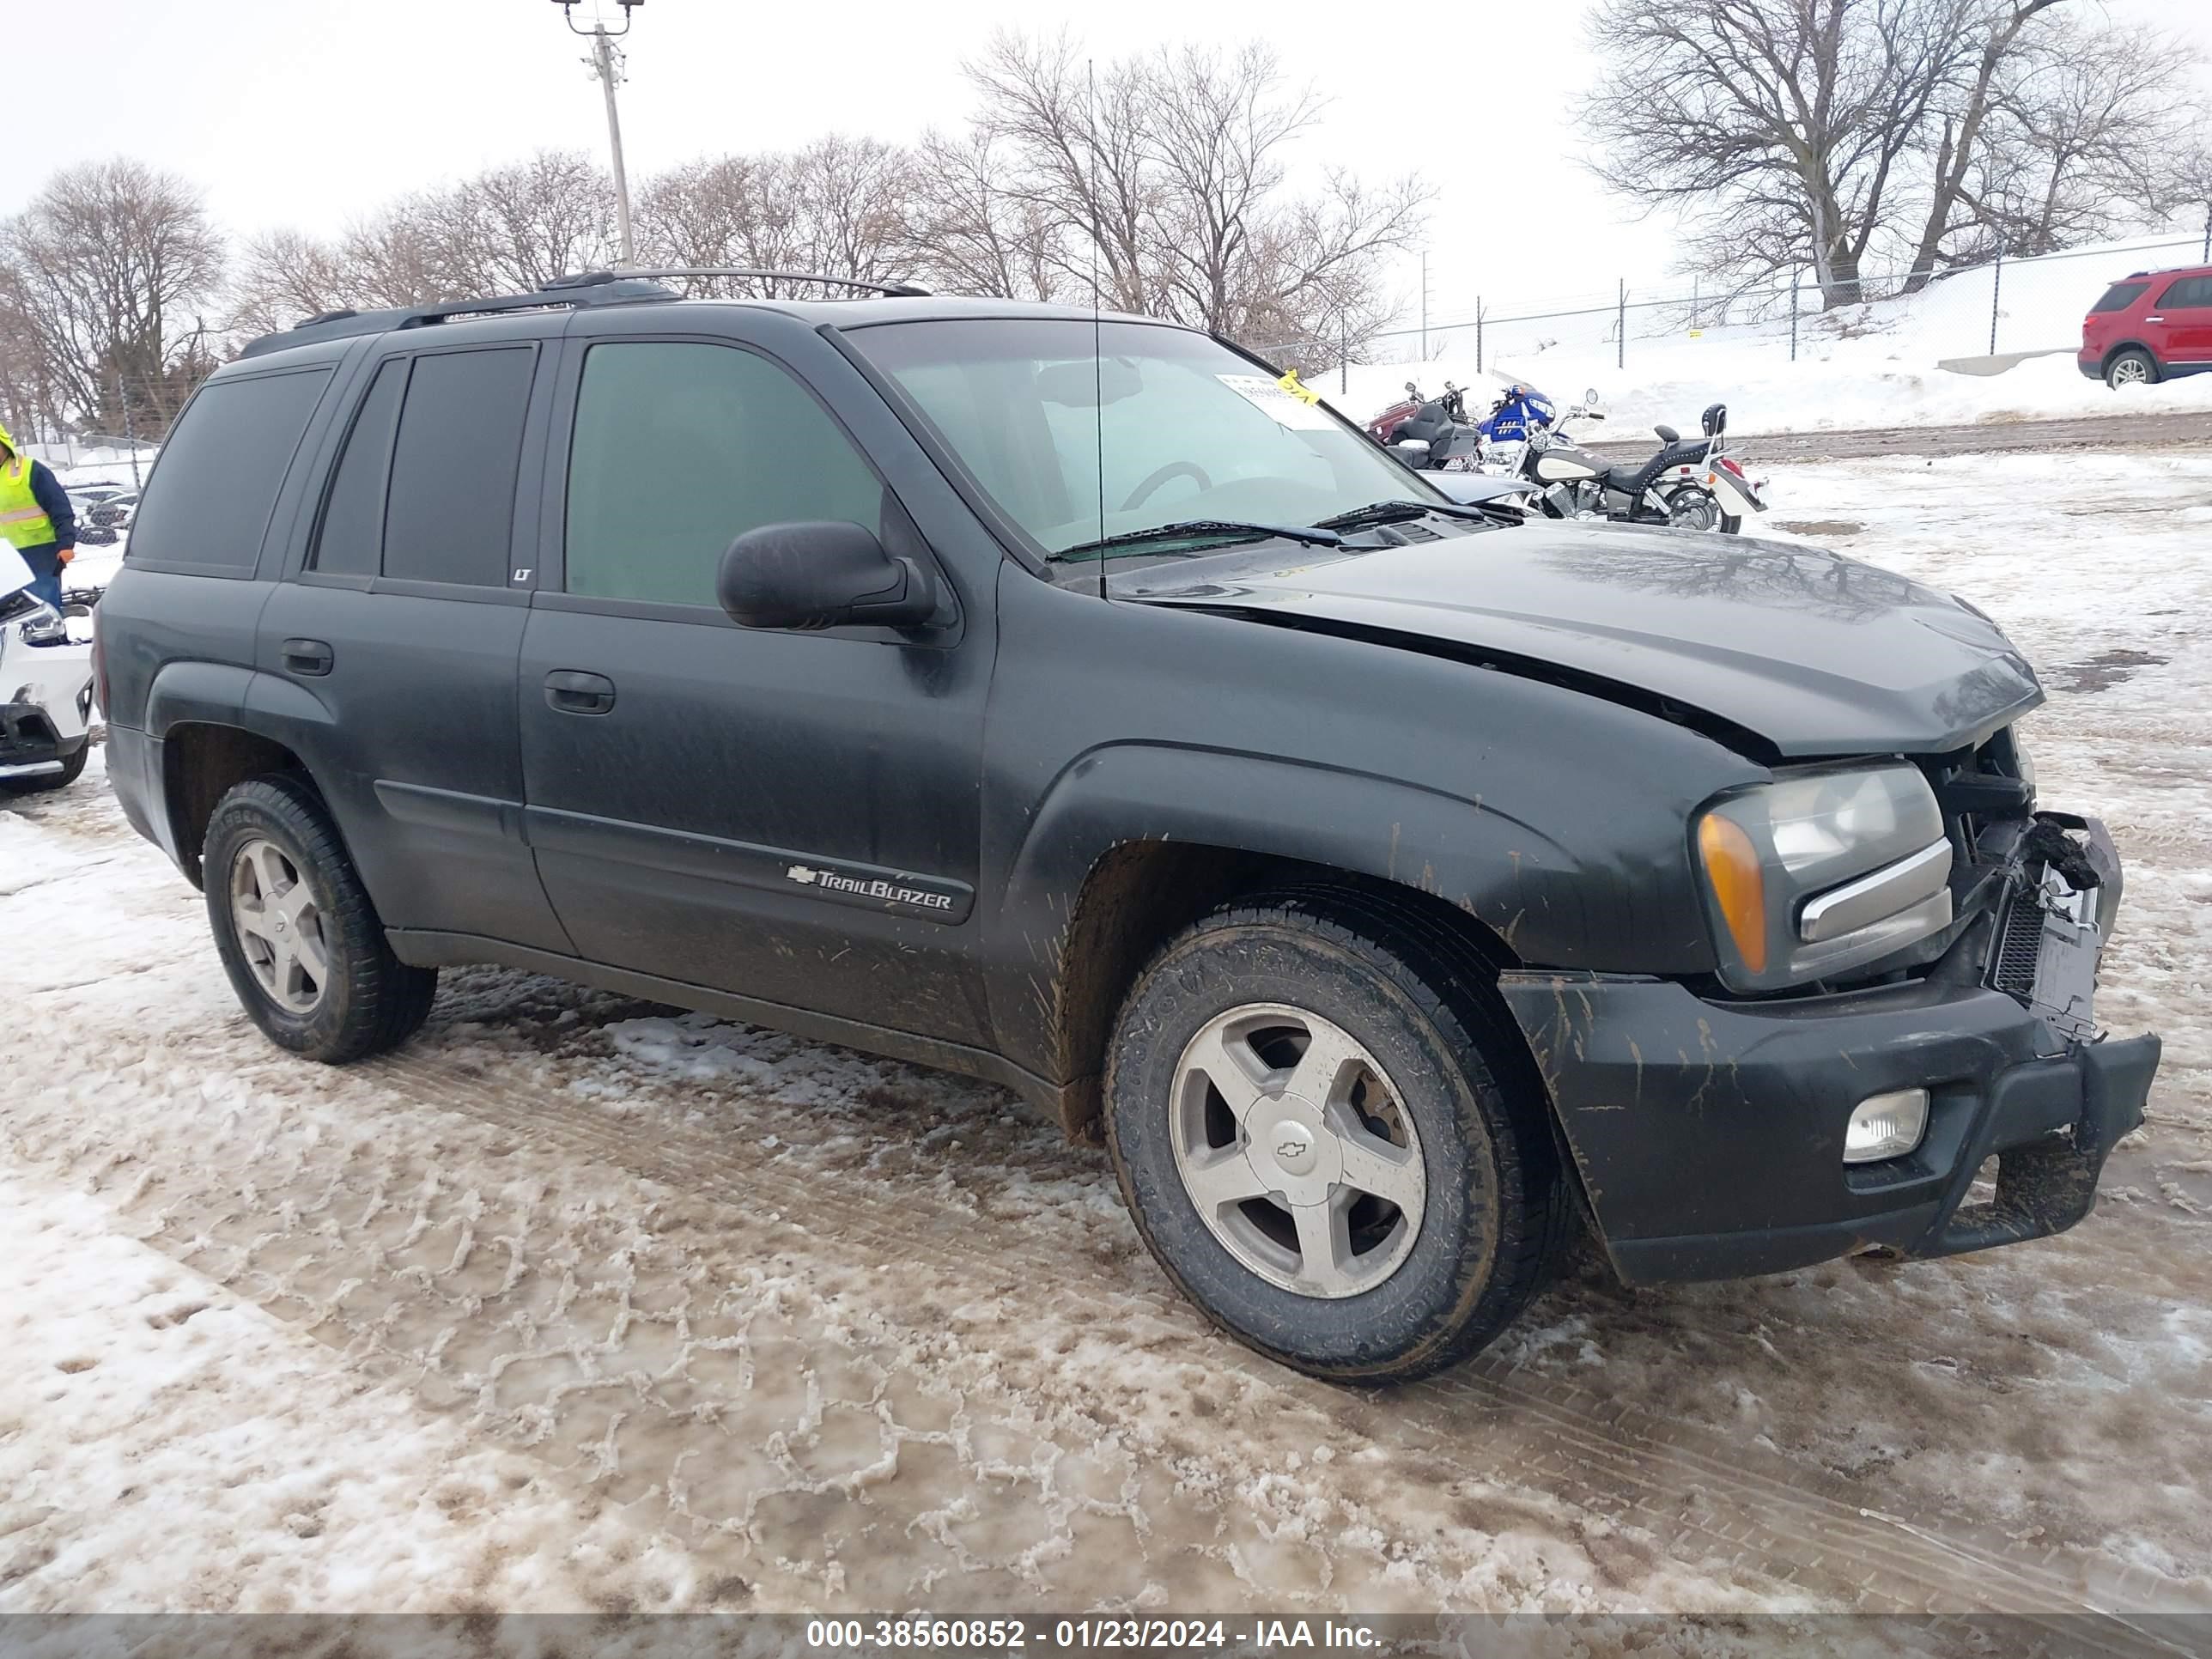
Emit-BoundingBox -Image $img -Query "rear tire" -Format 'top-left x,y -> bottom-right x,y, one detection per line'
203,773 -> 437,1063
2106,348 -> 2160,388
1103,890 -> 1568,1382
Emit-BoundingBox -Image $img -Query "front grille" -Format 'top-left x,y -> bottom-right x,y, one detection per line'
1990,893 -> 2044,1000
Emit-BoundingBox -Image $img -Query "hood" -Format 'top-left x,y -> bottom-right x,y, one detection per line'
1113,520 -> 2042,757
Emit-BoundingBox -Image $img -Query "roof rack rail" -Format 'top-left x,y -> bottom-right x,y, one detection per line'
577,267 -> 932,298
238,265 -> 927,360
239,275 -> 681,359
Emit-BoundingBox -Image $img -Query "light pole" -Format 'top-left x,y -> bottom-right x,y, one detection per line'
551,0 -> 641,267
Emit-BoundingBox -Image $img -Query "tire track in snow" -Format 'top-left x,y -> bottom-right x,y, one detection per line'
358,1045 -> 2199,1632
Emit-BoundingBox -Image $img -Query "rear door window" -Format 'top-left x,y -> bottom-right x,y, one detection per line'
381,347 -> 536,589
309,357 -> 408,578
126,368 -> 332,574
2155,276 -> 2212,309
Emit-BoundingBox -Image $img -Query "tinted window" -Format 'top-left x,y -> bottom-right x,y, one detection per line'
2090,282 -> 2148,313
2157,276 -> 2212,308
382,347 -> 534,588
310,357 -> 407,577
127,368 -> 331,573
565,342 -> 883,606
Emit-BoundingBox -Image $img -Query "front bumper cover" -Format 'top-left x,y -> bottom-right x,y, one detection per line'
0,699 -> 87,780
1499,817 -> 2159,1284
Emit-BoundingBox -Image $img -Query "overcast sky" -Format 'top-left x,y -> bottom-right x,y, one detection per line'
22,0 -> 2212,335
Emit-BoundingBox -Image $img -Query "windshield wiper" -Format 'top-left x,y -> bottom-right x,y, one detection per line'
1314,499 -> 1506,532
1051,519 -> 1344,562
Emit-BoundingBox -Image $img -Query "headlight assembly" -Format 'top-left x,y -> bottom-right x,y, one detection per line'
1696,763 -> 1952,992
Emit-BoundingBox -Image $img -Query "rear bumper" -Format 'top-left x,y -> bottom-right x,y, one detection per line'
105,722 -> 179,865
2077,351 -> 2102,380
1499,917 -> 2159,1285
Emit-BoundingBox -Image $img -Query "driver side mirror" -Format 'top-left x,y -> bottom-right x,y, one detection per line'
717,521 -> 937,631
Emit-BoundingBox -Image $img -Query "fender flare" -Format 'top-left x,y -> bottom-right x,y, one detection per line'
985,741 -> 1588,1083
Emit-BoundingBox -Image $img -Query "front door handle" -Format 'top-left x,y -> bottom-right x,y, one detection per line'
282,637 -> 333,677
544,669 -> 616,715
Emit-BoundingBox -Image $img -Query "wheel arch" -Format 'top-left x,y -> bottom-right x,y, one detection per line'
148,661 -> 343,887
2102,341 -> 2159,374
990,744 -> 1581,1141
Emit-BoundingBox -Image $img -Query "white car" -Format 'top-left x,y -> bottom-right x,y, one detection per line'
0,544 -> 94,795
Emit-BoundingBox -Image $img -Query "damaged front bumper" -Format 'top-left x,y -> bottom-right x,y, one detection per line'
0,698 -> 88,781
1498,815 -> 2160,1285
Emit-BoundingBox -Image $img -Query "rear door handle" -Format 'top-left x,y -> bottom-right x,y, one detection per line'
544,669 -> 616,715
2147,315 -> 2165,323
281,637 -> 333,677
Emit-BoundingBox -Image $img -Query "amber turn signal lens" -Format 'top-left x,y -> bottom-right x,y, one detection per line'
1698,813 -> 1768,975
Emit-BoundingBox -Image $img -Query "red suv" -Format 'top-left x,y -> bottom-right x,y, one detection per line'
2080,264 -> 2212,387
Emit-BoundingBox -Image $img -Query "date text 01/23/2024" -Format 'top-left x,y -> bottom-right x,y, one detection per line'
804,1618 -> 1384,1650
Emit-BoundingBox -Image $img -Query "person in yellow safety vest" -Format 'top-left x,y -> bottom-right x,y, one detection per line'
0,420 -> 79,611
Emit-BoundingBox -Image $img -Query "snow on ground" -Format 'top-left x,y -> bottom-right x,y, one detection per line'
1327,340 -> 2212,443
3,451 -> 2210,1620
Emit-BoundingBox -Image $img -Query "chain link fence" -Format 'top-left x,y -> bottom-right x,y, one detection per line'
1255,232 -> 2212,394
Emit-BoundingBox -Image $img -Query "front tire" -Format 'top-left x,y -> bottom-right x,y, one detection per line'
1103,890 -> 1568,1382
203,773 -> 437,1062
2106,348 -> 2160,388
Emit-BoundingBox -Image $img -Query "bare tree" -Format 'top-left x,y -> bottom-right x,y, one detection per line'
901,128 -> 1061,300
460,150 -> 621,292
948,32 -> 1429,355
963,33 -> 1158,312
639,155 -> 797,287
1584,0 -> 2209,302
1897,0 -> 2063,288
1583,0 -> 1992,307
1961,20 -> 2199,256
228,228 -> 356,337
637,141 -> 917,298
0,158 -> 225,433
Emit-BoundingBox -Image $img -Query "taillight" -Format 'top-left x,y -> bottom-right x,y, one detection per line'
1717,455 -> 1747,479
90,607 -> 108,718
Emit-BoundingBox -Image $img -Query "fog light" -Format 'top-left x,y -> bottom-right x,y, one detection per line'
1844,1088 -> 1929,1163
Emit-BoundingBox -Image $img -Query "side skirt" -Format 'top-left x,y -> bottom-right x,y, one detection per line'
386,927 -> 1071,1125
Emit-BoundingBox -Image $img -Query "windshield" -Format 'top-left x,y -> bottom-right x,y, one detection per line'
849,318 -> 1445,558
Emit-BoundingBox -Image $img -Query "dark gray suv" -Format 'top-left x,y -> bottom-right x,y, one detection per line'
93,270 -> 2160,1382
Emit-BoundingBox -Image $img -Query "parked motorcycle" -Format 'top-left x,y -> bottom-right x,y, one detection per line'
1365,380 -> 1470,447
1512,392 -> 1767,534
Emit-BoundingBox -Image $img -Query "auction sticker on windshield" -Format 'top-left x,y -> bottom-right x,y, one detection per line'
1218,374 -> 1336,430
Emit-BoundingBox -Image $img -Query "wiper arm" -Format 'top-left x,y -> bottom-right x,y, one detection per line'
1315,499 -> 1505,531
1051,519 -> 1344,562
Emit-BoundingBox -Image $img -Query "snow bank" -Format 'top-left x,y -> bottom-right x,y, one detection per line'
1322,231 -> 2212,437
1328,341 -> 2212,441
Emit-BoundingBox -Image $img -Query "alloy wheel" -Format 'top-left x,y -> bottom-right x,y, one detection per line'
1168,1003 -> 1426,1297
229,837 -> 329,1014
